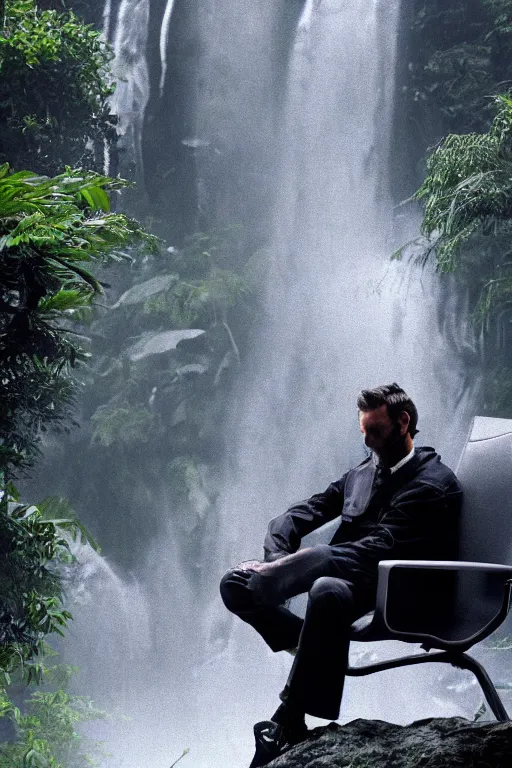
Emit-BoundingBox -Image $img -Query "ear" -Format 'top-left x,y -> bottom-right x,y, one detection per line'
398,410 -> 410,436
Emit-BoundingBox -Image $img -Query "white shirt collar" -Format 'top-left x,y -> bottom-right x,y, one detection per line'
389,446 -> 415,474
374,445 -> 415,474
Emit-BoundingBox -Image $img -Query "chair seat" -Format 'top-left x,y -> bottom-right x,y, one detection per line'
349,609 -> 467,648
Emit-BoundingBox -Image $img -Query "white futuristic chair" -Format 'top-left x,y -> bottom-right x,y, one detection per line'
304,416 -> 512,721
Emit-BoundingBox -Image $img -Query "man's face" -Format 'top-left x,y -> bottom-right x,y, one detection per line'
359,404 -> 405,459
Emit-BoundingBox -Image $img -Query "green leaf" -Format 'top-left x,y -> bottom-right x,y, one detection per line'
23,748 -> 49,767
38,289 -> 93,313
80,184 -> 110,212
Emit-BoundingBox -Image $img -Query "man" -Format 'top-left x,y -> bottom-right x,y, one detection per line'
220,383 -> 462,768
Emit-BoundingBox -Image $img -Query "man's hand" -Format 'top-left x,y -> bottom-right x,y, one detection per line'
227,547 -> 328,606
237,553 -> 291,572
237,560 -> 264,572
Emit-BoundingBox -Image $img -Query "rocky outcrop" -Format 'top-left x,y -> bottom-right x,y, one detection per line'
271,717 -> 512,768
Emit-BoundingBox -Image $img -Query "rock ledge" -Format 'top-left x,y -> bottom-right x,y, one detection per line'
271,717 -> 512,767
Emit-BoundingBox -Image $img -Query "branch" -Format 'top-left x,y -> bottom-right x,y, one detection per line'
222,320 -> 240,364
169,748 -> 189,768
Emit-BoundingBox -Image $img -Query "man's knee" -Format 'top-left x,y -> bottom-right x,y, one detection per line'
220,568 -> 258,614
308,576 -> 354,608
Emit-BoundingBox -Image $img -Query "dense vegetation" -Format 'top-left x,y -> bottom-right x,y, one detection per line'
411,95 -> 512,414
0,166 -> 155,477
415,95 -> 512,287
404,1 -> 512,415
0,0 -> 115,175
0,655 -> 108,767
0,163 -> 157,764
408,0 -> 512,140
0,2 -> 157,764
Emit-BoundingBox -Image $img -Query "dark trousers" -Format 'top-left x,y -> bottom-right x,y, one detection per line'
219,545 -> 374,720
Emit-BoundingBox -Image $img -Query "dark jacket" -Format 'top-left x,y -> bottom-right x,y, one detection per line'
263,447 -> 462,592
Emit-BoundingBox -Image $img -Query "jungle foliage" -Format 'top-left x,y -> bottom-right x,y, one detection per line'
0,6 -> 157,767
0,164 -> 156,477
0,1 -> 133,762
0,653 -> 107,768
0,168 -> 160,763
409,0 -> 512,139
415,95 -> 512,295
0,0 -> 115,175
88,230 -> 252,456
406,1 -> 512,415
411,93 -> 512,413
0,488 -> 95,686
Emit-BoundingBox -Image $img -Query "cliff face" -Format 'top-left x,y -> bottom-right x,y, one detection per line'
270,717 -> 512,768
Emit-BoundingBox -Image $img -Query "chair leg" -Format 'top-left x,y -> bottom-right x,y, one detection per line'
456,653 -> 510,723
347,649 -> 510,723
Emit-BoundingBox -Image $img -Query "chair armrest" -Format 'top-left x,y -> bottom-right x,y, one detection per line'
374,560 -> 512,650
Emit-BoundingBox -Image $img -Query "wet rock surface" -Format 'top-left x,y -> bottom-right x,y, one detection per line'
270,717 -> 512,767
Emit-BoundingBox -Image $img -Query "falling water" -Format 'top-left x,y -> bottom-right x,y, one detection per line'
56,1 -> 482,767
194,2 -> 479,765
109,0 -> 150,183
59,543 -> 152,711
102,0 -> 112,41
208,0 -> 477,586
159,0 -> 177,97
298,0 -> 315,31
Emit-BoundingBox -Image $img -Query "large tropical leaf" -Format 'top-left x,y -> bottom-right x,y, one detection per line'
111,274 -> 178,308
126,329 -> 205,361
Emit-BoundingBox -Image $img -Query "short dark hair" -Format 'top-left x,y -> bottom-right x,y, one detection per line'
357,383 -> 418,437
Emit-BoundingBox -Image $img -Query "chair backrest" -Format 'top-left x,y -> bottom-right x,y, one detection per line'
456,416 -> 512,566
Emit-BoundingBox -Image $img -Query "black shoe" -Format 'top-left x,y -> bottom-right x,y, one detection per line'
248,719 -> 309,768
248,720 -> 285,768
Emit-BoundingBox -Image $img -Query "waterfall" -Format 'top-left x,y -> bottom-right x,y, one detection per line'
194,1 -> 479,765
62,516 -> 200,768
210,0 -> 475,578
102,0 -> 112,41
159,0 -> 177,97
298,0 -> 316,31
59,543 -> 152,712
109,0 -> 150,182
